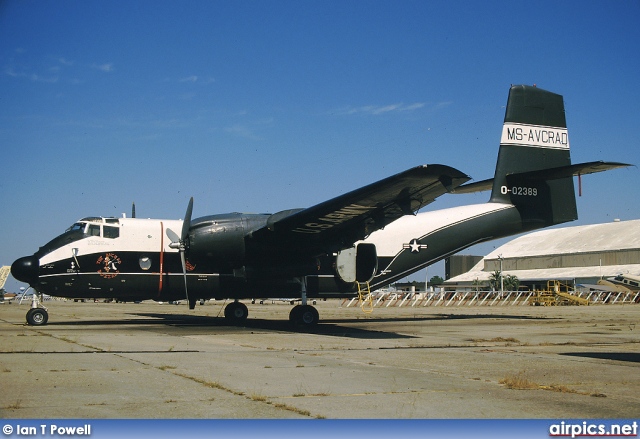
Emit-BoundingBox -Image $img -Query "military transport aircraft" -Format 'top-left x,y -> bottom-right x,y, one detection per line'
11,85 -> 630,326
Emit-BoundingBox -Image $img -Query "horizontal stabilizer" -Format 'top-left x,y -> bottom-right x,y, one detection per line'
507,161 -> 631,182
451,161 -> 631,195
450,178 -> 493,194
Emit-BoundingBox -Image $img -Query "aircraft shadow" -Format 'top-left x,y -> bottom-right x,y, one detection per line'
321,313 -> 551,324
142,313 -> 418,339
44,313 -> 415,339
42,311 -> 551,340
560,352 -> 640,363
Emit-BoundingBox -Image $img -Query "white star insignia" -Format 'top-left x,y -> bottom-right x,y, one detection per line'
403,239 -> 428,253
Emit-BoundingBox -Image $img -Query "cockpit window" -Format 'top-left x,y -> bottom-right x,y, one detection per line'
36,217 -> 120,257
37,223 -> 86,258
104,225 -> 119,239
65,223 -> 85,233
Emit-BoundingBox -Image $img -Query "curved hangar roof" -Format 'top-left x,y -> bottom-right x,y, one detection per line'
446,219 -> 640,284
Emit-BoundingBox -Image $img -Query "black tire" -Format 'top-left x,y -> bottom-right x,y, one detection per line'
26,308 -> 48,326
289,305 -> 302,323
289,304 -> 319,326
224,302 -> 248,324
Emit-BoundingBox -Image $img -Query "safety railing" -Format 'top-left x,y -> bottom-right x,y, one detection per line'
342,289 -> 640,308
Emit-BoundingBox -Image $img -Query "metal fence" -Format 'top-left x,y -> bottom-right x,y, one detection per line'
343,289 -> 640,308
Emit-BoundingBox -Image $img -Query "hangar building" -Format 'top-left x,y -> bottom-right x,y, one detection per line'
444,219 -> 640,291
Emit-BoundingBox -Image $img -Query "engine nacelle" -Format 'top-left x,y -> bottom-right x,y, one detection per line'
335,243 -> 378,283
188,214 -> 247,271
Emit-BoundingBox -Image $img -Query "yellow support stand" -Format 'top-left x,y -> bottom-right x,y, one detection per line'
357,282 -> 374,314
529,280 -> 589,306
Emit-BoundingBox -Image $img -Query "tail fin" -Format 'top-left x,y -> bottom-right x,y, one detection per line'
490,85 -> 577,228
451,85 -> 628,227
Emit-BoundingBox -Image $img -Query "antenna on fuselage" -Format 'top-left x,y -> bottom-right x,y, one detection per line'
131,202 -> 136,218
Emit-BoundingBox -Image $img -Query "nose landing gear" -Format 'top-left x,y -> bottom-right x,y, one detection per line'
25,292 -> 48,326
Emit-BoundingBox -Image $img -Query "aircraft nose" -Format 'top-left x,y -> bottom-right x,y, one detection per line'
11,255 -> 39,284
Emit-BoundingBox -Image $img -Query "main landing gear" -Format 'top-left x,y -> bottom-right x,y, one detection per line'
222,277 -> 320,327
223,300 -> 249,324
222,300 -> 320,326
289,276 -> 319,326
289,304 -> 319,325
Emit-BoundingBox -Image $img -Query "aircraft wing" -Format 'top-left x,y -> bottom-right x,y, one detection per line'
250,165 -> 470,254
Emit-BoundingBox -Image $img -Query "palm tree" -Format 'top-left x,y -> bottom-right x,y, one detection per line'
488,271 -> 520,292
503,274 -> 520,292
489,270 -> 502,291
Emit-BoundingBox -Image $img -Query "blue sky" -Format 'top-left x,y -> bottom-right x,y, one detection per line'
1,0 -> 639,293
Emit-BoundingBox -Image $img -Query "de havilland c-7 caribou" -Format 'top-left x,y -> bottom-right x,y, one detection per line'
11,85 -> 630,326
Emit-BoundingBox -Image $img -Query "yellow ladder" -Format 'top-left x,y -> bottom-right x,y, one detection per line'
357,282 -> 374,314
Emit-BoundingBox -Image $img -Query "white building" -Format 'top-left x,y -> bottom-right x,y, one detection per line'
444,219 -> 640,291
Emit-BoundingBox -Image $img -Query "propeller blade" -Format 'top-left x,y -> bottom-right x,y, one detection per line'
178,197 -> 194,309
181,197 -> 193,242
166,228 -> 180,244
180,250 -> 194,309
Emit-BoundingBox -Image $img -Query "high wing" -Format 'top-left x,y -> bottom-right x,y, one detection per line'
249,164 -> 470,255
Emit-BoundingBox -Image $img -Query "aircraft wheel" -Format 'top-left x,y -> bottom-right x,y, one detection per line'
26,308 -> 48,326
289,305 -> 301,323
224,302 -> 248,324
289,305 -> 319,326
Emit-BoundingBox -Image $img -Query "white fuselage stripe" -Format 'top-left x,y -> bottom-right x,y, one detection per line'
363,202 -> 513,257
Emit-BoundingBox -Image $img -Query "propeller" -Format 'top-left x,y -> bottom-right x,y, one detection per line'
169,197 -> 194,309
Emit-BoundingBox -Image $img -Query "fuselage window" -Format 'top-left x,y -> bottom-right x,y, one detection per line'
88,224 -> 101,237
104,226 -> 120,239
139,256 -> 152,270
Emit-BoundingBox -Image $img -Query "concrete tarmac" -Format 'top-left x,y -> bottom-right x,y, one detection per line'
0,300 -> 638,419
